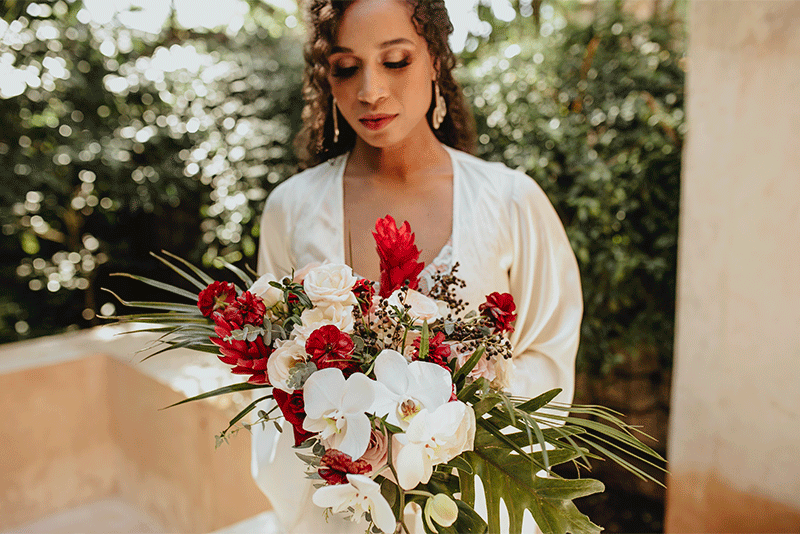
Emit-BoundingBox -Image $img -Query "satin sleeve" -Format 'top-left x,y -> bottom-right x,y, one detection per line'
506,176 -> 582,406
257,186 -> 296,280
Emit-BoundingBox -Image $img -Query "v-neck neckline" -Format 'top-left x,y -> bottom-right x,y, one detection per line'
334,145 -> 460,280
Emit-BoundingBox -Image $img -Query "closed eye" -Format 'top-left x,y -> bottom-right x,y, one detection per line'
385,58 -> 410,69
331,66 -> 358,78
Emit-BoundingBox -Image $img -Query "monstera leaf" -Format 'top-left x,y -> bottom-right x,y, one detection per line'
459,426 -> 604,534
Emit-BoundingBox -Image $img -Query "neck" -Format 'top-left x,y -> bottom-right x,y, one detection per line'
349,127 -> 450,183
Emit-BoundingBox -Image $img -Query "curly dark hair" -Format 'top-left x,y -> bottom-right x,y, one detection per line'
295,0 -> 477,169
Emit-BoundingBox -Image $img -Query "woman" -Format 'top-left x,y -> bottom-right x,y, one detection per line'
252,1 -> 583,532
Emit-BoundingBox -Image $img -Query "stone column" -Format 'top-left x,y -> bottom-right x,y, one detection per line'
666,1 -> 800,532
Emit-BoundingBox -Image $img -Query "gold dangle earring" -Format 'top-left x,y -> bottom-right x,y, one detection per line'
432,82 -> 447,130
332,98 -> 340,144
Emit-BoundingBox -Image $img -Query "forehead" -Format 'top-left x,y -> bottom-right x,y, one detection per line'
335,0 -> 423,50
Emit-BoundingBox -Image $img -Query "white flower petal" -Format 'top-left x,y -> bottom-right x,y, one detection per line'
347,475 -> 397,533
341,373 -> 376,414
339,412 -> 372,460
407,360 -> 452,409
395,440 -> 430,490
303,368 -> 345,419
312,483 -> 356,511
374,349 -> 409,395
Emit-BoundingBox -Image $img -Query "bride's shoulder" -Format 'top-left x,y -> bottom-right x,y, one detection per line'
447,147 -> 545,200
266,155 -> 345,210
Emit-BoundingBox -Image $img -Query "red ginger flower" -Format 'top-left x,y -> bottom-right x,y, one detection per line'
223,290 -> 266,327
273,389 -> 315,446
305,325 -> 358,376
479,292 -> 517,334
411,331 -> 452,370
373,215 -> 425,298
197,281 -> 236,317
318,449 -> 372,485
210,314 -> 272,384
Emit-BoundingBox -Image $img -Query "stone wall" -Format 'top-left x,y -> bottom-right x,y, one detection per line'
666,1 -> 800,532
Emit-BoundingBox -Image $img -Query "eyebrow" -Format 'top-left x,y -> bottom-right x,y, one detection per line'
330,38 -> 414,55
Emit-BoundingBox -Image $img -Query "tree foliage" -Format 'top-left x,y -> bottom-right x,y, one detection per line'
1,0 -> 684,380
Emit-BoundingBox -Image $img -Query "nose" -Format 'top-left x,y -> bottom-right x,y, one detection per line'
357,65 -> 387,105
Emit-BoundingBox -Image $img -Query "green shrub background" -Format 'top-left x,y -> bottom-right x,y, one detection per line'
0,0 -> 684,379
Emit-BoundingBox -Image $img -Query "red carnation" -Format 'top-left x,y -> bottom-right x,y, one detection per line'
273,389 -> 315,446
223,290 -> 266,327
318,449 -> 371,485
373,215 -> 425,298
210,314 -> 272,384
305,325 -> 358,375
352,278 -> 375,316
479,292 -> 517,334
411,332 -> 452,370
197,281 -> 237,317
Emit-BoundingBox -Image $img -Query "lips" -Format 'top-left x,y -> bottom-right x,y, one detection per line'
359,114 -> 397,131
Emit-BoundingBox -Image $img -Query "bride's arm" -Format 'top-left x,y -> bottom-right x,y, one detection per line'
257,186 -> 296,280
506,175 -> 583,407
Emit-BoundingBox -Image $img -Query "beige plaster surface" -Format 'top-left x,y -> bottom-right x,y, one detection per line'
667,0 -> 800,532
0,326 -> 272,533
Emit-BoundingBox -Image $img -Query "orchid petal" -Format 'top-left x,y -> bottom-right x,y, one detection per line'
339,412 -> 371,460
374,349 -> 409,395
303,368 -> 345,419
395,441 -> 429,490
407,360 -> 452,409
340,373 -> 376,414
312,483 -> 356,511
348,475 -> 397,533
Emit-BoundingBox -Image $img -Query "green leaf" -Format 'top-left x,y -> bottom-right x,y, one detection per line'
462,424 -> 605,534
161,382 -> 268,409
217,258 -> 254,288
222,394 -> 273,434
453,345 -> 486,385
419,320 -> 430,360
101,288 -> 201,313
515,388 -> 562,414
110,273 -> 199,301
157,250 -> 216,286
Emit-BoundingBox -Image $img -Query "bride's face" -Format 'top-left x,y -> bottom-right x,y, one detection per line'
327,0 -> 437,148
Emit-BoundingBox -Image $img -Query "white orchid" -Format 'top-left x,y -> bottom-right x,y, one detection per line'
370,349 -> 452,429
312,474 -> 396,533
302,368 -> 375,460
394,401 -> 476,490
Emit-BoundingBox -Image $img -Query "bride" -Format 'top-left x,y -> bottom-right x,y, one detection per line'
251,0 -> 583,532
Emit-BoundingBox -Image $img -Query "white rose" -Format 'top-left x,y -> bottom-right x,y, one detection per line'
293,304 -> 355,344
303,263 -> 358,308
387,289 -> 442,326
293,262 -> 322,284
248,273 -> 284,309
267,339 -> 308,393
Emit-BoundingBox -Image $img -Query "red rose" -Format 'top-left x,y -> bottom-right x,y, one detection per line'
223,290 -> 266,327
273,389 -> 315,446
373,215 -> 425,298
352,278 -> 376,315
479,292 -> 517,334
197,281 -> 237,317
318,449 -> 371,485
305,325 -> 358,375
411,331 -> 452,370
210,314 -> 272,384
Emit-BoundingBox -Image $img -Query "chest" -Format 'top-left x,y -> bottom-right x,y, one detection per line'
342,175 -> 453,282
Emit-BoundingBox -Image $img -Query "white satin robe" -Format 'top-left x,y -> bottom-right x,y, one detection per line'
251,145 -> 583,534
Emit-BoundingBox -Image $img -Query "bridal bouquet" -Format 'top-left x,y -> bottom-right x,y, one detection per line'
108,216 -> 664,534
